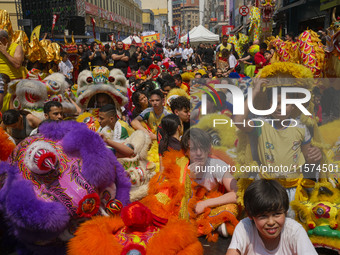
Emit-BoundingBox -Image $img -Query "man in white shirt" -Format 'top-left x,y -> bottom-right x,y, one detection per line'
182,45 -> 189,67
58,52 -> 74,79
173,44 -> 183,68
163,45 -> 170,59
187,44 -> 194,64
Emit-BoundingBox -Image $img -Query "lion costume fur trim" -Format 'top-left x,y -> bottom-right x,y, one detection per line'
0,127 -> 16,161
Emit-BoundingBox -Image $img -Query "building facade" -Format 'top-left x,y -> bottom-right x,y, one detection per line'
0,0 -> 18,30
172,0 -> 200,33
141,0 -> 169,38
16,0 -> 142,40
84,0 -> 143,40
153,9 -> 168,38
142,9 -> 155,32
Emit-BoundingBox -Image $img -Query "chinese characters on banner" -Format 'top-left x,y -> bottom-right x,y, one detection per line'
141,33 -> 160,48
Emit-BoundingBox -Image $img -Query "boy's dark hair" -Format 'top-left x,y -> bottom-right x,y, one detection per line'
2,109 -> 20,125
173,74 -> 182,82
136,80 -> 155,96
150,89 -> 164,99
99,104 -> 117,118
264,50 -> 271,55
60,51 -> 67,58
244,179 -> 289,217
161,81 -> 175,90
260,42 -> 267,50
43,101 -> 62,114
170,96 -> 190,113
139,66 -> 147,71
181,127 -> 211,153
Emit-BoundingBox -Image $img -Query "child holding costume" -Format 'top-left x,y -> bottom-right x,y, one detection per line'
226,179 -> 317,255
182,128 -> 239,240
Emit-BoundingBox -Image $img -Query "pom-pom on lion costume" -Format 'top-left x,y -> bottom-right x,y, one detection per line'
0,121 -> 131,254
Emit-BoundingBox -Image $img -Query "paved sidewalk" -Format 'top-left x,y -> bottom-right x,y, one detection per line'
199,236 -> 231,255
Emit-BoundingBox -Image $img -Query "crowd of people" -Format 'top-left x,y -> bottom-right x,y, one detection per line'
0,25 -> 339,255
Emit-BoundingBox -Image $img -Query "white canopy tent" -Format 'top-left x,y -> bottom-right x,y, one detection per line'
180,25 -> 219,44
122,36 -> 142,44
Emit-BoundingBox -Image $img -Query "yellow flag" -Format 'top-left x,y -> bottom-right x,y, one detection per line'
30,25 -> 41,43
94,39 -> 102,45
279,25 -> 282,38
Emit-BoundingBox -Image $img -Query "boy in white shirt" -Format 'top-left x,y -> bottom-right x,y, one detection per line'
226,179 -> 317,255
58,52 -> 73,79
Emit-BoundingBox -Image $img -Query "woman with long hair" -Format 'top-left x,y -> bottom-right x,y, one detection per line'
157,114 -> 182,156
131,91 -> 149,119
78,44 -> 90,72
157,114 -> 183,172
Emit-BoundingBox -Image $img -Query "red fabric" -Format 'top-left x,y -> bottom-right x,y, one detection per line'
316,104 -> 322,124
254,52 -> 267,73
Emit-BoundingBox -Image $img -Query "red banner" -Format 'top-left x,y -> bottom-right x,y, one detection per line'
91,17 -> 96,39
222,25 -> 234,35
51,14 -> 60,36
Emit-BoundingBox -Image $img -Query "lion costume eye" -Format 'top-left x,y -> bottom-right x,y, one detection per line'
47,80 -> 61,92
24,141 -> 59,175
108,76 -> 115,83
86,77 -> 93,83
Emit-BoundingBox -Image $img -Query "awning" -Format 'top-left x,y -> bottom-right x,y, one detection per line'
320,0 -> 340,11
276,0 -> 306,12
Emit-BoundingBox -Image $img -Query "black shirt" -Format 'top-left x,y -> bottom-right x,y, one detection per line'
112,49 -> 130,69
79,51 -> 90,71
91,51 -> 106,67
203,48 -> 215,64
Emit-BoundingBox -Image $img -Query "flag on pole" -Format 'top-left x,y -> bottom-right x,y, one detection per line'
279,25 -> 282,38
90,17 -> 96,39
187,31 -> 190,46
175,26 -> 181,46
30,25 -> 41,43
51,14 -> 59,37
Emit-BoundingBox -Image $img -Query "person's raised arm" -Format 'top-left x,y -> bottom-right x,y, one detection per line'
233,78 -> 265,133
26,113 -> 42,129
100,50 -> 107,61
0,42 -> 24,69
131,115 -> 157,140
301,142 -> 322,164
100,133 -> 134,158
88,50 -> 96,60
